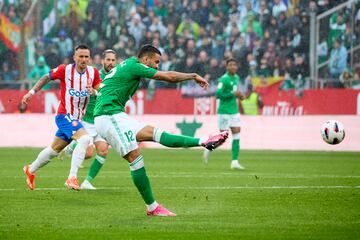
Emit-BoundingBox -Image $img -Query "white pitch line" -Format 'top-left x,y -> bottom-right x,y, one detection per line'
0,185 -> 359,191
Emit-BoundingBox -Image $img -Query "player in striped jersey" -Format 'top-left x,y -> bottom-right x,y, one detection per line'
61,49 -> 117,190
22,44 -> 102,190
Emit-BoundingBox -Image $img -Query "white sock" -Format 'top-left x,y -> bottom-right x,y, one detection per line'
29,146 -> 59,173
68,135 -> 91,178
147,201 -> 159,211
153,128 -> 164,142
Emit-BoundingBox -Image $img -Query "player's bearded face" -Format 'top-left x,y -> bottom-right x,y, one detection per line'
74,49 -> 90,70
103,53 -> 117,72
145,54 -> 161,69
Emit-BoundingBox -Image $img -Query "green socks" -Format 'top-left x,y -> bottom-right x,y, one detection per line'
159,132 -> 200,148
130,155 -> 155,205
86,154 -> 106,182
232,139 -> 240,160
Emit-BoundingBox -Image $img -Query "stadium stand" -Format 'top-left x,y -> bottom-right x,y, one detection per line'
0,0 -> 359,92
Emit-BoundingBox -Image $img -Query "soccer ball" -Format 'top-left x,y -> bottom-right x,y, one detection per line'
321,120 -> 345,145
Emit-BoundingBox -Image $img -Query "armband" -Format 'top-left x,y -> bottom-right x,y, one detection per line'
29,89 -> 37,95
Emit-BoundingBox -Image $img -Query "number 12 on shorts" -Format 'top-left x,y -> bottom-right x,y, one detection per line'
124,130 -> 135,142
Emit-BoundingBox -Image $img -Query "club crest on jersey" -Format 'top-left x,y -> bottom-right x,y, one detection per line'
68,88 -> 89,97
71,120 -> 78,127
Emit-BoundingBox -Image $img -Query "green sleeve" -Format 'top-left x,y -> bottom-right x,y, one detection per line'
131,62 -> 157,79
215,79 -> 234,100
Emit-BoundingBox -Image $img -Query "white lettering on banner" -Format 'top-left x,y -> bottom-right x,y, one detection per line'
125,100 -> 136,114
45,92 -> 59,113
262,101 -> 303,116
125,90 -> 144,115
194,97 -> 215,115
357,93 -> 360,115
0,100 -> 4,113
137,91 -> 144,115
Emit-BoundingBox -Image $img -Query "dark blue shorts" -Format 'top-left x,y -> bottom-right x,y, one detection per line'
55,114 -> 84,142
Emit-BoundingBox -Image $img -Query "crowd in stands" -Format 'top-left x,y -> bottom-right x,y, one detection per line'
0,0 -> 360,92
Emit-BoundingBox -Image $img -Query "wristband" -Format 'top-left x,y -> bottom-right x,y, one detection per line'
29,89 -> 36,95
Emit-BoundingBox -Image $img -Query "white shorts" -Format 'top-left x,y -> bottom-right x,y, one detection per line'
94,113 -> 145,157
82,121 -> 106,144
218,113 -> 241,130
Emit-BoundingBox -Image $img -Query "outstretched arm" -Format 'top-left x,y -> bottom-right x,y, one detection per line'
22,74 -> 50,104
152,71 -> 209,89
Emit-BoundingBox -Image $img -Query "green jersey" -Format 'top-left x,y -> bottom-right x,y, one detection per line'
82,68 -> 107,124
94,57 -> 157,116
215,72 -> 240,114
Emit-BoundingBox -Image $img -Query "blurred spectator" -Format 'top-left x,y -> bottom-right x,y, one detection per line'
198,0 -> 210,27
105,17 -> 121,48
44,44 -> 62,69
197,50 -> 210,76
241,13 -> 263,39
1,62 -> 17,82
239,84 -> 263,115
211,35 -> 226,63
257,57 -> 271,77
317,39 -> 328,64
272,0 -> 287,17
328,14 -> 346,47
54,30 -> 73,60
259,0 -> 271,30
92,54 -> 102,69
328,38 -> 347,86
341,23 -> 357,49
127,14 -> 146,47
154,1 -> 168,18
27,56 -> 52,89
176,17 -> 200,39
271,58 -> 284,77
149,16 -> 167,38
339,68 -> 360,89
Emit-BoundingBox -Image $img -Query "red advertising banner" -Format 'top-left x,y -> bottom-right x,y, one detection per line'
0,88 -> 359,115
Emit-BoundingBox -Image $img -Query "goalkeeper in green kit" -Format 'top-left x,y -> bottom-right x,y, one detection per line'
93,44 -> 229,216
203,58 -> 245,170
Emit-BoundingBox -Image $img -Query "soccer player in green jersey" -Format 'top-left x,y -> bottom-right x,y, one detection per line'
93,44 -> 229,216
61,49 -> 117,190
203,58 -> 245,170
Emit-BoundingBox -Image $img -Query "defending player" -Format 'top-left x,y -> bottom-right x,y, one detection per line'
203,58 -> 245,169
93,44 -> 229,216
22,44 -> 101,190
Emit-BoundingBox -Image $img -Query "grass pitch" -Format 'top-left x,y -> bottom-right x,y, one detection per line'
0,148 -> 359,239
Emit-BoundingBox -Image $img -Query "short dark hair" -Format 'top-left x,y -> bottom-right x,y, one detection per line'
138,44 -> 161,58
75,44 -> 90,52
102,49 -> 116,59
226,58 -> 237,65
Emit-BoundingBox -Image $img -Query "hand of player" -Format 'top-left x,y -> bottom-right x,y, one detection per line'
234,90 -> 245,100
86,85 -> 96,96
22,92 -> 33,104
194,74 -> 209,90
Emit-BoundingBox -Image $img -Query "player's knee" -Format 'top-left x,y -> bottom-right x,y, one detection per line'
96,147 -> 108,157
124,149 -> 140,163
77,134 -> 92,146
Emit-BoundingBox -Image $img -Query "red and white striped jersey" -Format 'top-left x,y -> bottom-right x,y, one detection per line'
49,64 -> 101,119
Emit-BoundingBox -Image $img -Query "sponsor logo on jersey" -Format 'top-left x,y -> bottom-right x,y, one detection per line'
68,88 -> 89,97
71,120 -> 79,127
